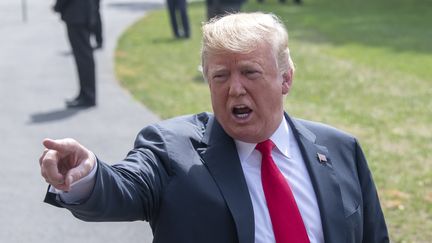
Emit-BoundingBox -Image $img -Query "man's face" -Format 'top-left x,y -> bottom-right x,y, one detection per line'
205,43 -> 292,143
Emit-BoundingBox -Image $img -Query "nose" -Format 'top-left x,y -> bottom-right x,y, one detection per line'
228,75 -> 246,97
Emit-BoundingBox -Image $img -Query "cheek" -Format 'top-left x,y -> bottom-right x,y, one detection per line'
261,91 -> 283,112
210,88 -> 224,112
210,84 -> 228,101
210,87 -> 219,102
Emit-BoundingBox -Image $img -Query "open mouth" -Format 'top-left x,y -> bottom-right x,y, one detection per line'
232,105 -> 252,119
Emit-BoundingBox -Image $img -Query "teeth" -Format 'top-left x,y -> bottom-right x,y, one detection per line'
232,105 -> 251,119
235,113 -> 249,118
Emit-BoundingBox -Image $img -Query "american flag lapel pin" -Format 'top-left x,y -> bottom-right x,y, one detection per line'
317,153 -> 327,164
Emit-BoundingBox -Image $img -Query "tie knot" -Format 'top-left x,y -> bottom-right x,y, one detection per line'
255,139 -> 275,156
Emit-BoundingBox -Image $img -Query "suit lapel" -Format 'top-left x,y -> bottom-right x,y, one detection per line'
286,114 -> 347,243
199,116 -> 255,243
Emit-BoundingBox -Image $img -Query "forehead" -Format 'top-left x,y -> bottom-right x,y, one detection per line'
205,44 -> 276,70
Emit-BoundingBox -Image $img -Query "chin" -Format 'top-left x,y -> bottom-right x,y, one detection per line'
228,129 -> 262,143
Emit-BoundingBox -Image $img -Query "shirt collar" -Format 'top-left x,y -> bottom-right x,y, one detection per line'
235,117 -> 292,162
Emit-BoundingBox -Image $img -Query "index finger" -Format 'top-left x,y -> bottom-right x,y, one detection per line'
42,138 -> 77,154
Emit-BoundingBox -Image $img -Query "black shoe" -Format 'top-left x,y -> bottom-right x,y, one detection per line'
65,98 -> 96,108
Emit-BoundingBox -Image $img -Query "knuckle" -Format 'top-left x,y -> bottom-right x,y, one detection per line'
65,137 -> 77,145
41,158 -> 55,168
42,153 -> 59,166
39,149 -> 49,165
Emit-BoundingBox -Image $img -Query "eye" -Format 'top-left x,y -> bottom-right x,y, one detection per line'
211,72 -> 228,82
243,70 -> 261,80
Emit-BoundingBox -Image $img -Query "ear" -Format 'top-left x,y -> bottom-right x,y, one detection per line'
281,69 -> 293,95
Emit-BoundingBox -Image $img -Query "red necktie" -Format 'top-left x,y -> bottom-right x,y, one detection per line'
256,139 -> 310,243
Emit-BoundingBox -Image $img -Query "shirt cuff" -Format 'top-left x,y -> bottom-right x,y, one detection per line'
48,159 -> 98,204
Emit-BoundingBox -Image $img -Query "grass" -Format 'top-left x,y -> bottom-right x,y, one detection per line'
115,0 -> 432,242
115,4 -> 211,117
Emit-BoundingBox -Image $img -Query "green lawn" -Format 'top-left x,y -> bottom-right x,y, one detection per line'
115,0 -> 432,242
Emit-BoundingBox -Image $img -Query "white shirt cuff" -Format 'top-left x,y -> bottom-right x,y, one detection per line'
48,161 -> 98,204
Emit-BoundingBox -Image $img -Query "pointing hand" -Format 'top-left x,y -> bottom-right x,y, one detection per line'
39,138 -> 96,191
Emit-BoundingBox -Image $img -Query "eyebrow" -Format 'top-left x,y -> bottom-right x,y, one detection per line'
238,61 -> 263,70
208,66 -> 229,74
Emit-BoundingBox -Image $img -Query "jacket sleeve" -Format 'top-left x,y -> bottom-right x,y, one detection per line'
44,124 -> 171,222
355,139 -> 390,243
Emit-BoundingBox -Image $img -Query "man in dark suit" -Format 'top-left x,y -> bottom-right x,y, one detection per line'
53,0 -> 97,108
166,0 -> 190,38
40,12 -> 389,242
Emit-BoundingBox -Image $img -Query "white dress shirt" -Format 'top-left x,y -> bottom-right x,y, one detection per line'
235,118 -> 324,243
54,118 -> 324,242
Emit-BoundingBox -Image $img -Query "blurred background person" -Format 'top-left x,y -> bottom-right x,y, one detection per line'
166,0 -> 190,38
53,0 -> 97,108
206,0 -> 245,20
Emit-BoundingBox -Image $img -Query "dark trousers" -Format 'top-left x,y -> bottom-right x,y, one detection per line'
167,0 -> 190,38
206,1 -> 242,20
66,23 -> 96,102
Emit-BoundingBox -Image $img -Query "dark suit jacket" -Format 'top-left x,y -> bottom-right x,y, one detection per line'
45,112 -> 389,243
53,0 -> 96,24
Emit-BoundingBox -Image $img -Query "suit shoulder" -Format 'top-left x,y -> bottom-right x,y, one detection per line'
293,118 -> 357,142
138,112 -> 212,138
158,112 -> 211,131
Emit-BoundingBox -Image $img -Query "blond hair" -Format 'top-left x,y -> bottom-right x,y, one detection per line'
201,12 -> 295,76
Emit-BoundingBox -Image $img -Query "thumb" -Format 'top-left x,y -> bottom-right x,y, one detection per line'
64,157 -> 95,188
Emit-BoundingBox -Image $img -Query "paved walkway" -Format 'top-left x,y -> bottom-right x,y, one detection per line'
0,0 -> 164,242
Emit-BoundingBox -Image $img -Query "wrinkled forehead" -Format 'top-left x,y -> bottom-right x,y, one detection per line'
202,42 -> 276,73
202,38 -> 274,61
